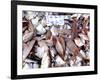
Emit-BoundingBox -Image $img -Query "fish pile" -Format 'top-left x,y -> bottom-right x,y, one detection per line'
22,11 -> 90,69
